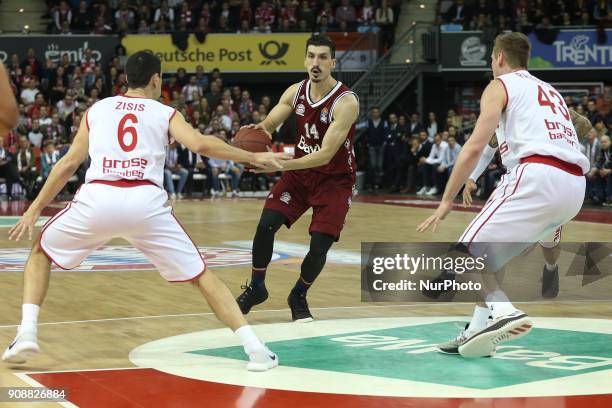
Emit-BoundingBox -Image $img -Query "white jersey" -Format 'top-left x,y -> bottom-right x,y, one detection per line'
496,70 -> 589,174
85,95 -> 176,187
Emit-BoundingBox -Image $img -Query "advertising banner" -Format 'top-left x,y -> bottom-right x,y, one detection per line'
528,29 -> 611,69
0,35 -> 119,69
441,29 -> 611,70
122,33 -> 311,73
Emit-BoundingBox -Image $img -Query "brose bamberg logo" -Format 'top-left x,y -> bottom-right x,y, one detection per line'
259,41 -> 289,65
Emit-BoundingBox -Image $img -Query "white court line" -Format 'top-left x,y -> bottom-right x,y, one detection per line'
0,303 -> 473,329
0,300 -> 602,329
20,367 -> 143,375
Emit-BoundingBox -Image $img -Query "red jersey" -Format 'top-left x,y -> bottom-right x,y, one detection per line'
292,79 -> 357,176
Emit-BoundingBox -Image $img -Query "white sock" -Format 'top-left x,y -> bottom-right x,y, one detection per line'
485,290 -> 518,319
466,306 -> 490,334
20,304 -> 40,332
235,325 -> 264,354
545,262 -> 557,271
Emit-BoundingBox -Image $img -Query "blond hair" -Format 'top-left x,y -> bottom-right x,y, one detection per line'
493,32 -> 531,69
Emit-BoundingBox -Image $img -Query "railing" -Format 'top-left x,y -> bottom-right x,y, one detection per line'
350,22 -> 433,122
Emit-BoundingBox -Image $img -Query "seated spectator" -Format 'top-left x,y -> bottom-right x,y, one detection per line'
0,135 -> 20,200
56,94 -> 79,120
208,151 -> 243,198
164,142 -> 189,200
414,131 -> 433,194
38,106 -> 52,127
20,79 -> 39,105
336,0 -> 357,26
53,1 -> 72,33
182,76 -> 203,103
28,119 -> 44,148
180,145 -> 212,197
437,134 -> 462,191
41,140 -> 60,180
417,133 -> 448,196
593,135 -> 611,206
14,136 -> 37,197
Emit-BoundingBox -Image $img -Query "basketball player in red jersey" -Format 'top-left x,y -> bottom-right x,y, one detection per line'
236,35 -> 360,322
0,63 -> 19,135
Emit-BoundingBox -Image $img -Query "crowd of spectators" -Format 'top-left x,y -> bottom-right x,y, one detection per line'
436,0 -> 611,32
44,0 -> 400,41
0,46 -> 283,200
359,87 -> 612,206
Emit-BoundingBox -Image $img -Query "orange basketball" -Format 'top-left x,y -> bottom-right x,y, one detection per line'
231,127 -> 272,153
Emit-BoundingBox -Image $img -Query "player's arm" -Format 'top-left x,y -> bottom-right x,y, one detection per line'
418,80 -> 505,232
463,142 -> 497,207
0,63 -> 19,135
169,111 -> 289,172
249,82 -> 301,135
9,112 -> 90,241
281,94 -> 359,172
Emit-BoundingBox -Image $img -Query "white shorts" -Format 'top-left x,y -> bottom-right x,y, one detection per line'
40,181 -> 206,282
459,162 -> 585,269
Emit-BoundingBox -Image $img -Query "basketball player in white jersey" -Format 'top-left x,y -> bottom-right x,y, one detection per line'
417,32 -> 589,357
2,51 -> 287,371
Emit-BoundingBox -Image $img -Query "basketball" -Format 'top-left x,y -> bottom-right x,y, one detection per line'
231,127 -> 272,153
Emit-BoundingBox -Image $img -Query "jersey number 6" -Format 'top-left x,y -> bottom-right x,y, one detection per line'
118,113 -> 138,152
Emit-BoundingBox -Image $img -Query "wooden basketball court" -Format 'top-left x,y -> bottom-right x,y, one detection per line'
0,196 -> 610,407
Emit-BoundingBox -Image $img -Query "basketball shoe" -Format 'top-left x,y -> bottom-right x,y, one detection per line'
437,323 -> 496,356
287,291 -> 313,322
458,310 -> 532,358
2,327 -> 40,364
245,343 -> 279,372
236,282 -> 269,314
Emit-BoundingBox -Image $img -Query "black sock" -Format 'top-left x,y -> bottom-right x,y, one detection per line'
251,267 -> 267,286
291,276 -> 312,295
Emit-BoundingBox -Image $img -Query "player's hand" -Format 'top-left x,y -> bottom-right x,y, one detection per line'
249,151 -> 293,173
462,179 -> 477,208
240,123 -> 273,140
9,209 -> 40,241
416,200 -> 453,233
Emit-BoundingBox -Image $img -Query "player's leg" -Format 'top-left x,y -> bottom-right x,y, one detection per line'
457,164 -> 584,357
294,175 -> 353,321
287,232 -> 335,322
127,191 -> 278,371
237,174 -> 308,314
540,226 -> 562,298
3,186 -> 110,364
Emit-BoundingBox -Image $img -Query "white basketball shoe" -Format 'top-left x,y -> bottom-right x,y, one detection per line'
2,327 -> 40,364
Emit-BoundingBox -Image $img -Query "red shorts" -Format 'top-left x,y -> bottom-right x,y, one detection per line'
264,170 -> 355,240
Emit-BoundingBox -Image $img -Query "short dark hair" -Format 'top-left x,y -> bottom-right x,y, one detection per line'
493,32 -> 531,69
125,51 -> 161,89
306,35 -> 335,58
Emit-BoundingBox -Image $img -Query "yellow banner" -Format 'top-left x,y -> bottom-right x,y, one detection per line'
122,33 -> 311,73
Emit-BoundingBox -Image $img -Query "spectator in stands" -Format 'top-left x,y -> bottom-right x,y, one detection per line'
46,113 -> 67,146
358,0 -> 375,26
28,119 -> 44,148
298,1 -> 315,29
418,133 -> 448,196
208,144 -> 243,197
426,111 -> 439,141
414,130 -> 433,194
365,106 -> 388,189
155,1 -> 175,29
180,146 -> 212,197
587,99 -> 603,125
20,80 -> 40,106
407,113 -> 424,138
195,65 -> 209,92
336,0 -> 357,26
594,118 -> 608,138
164,141 -> 189,200
56,93 -> 79,120
72,0 -> 91,33
38,106 -> 52,127
593,135 -> 611,206
91,16 -> 112,34
437,134 -> 461,191
240,0 -> 254,26
14,135 -> 37,197
256,0 -> 276,27
41,140 -> 60,180
376,0 -> 395,50
21,48 -> 41,78
182,76 -> 203,103
0,135 -> 19,200
53,1 -> 72,33
206,81 -> 222,110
